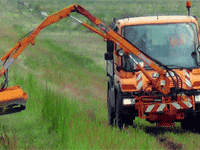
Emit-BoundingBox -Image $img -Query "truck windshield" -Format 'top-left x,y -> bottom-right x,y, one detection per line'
123,23 -> 199,70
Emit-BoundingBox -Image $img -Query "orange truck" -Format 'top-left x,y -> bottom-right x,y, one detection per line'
0,1 -> 199,131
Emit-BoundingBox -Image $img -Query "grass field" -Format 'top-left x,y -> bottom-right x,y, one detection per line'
0,0 -> 200,149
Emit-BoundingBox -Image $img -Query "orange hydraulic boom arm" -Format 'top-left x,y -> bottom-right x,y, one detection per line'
1,4 -> 170,95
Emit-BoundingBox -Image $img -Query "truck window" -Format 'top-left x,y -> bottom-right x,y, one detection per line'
122,23 -> 199,70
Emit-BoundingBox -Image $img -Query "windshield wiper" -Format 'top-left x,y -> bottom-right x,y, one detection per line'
166,65 -> 192,70
143,65 -> 193,71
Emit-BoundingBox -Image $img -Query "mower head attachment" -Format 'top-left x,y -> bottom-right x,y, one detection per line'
0,85 -> 27,116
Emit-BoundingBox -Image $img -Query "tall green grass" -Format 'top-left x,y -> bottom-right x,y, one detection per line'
0,66 -> 165,149
0,33 -> 166,149
0,70 -> 76,148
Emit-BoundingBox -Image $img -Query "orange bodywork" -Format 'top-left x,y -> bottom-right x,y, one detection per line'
115,15 -> 200,92
117,69 -> 198,92
0,85 -> 27,115
117,16 -> 198,27
113,15 -> 200,125
0,86 -> 27,106
117,16 -> 200,44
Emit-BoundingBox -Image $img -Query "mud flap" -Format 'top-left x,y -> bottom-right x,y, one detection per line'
0,85 -> 27,115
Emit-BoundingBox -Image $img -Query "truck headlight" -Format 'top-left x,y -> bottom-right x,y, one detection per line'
195,95 -> 200,102
117,49 -> 124,56
123,98 -> 135,105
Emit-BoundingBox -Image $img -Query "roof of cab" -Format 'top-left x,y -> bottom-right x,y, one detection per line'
117,15 -> 198,27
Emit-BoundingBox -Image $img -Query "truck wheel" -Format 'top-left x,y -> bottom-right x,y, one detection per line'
125,117 -> 137,128
194,113 -> 200,133
181,114 -> 195,131
116,90 -> 125,130
116,90 -> 137,129
107,82 -> 115,126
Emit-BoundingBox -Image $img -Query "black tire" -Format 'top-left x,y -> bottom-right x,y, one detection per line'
125,117 -> 137,128
181,114 -> 196,131
116,90 -> 137,129
107,82 -> 116,126
116,90 -> 125,130
194,113 -> 200,133
181,118 -> 190,131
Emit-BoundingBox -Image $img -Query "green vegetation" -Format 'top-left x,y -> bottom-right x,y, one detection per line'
0,0 -> 200,149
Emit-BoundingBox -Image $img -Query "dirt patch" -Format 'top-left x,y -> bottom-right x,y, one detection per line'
87,109 -> 96,121
143,126 -> 186,136
158,136 -> 183,150
142,126 -> 185,150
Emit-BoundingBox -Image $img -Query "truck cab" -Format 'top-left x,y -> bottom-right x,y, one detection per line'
115,16 -> 200,91
106,15 -> 200,130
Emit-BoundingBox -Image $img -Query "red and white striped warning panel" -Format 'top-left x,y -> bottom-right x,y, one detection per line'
136,73 -> 143,90
184,69 -> 192,89
144,96 -> 193,113
171,97 -> 193,110
145,103 -> 167,113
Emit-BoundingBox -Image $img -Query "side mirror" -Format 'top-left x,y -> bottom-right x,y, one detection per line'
191,46 -> 200,66
107,40 -> 114,53
197,46 -> 200,53
191,46 -> 200,58
104,52 -> 113,60
191,51 -> 197,58
113,17 -> 117,24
